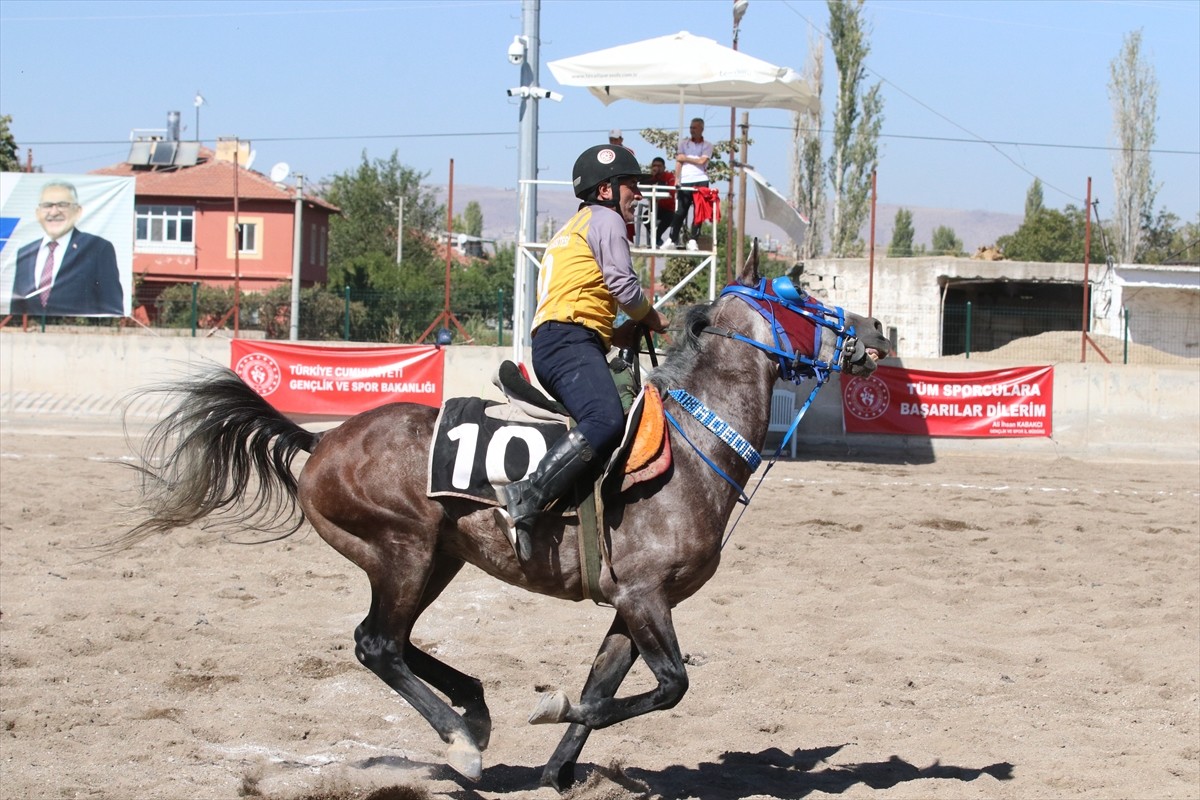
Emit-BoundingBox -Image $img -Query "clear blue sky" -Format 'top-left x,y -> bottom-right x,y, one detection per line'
2,0 -> 1197,228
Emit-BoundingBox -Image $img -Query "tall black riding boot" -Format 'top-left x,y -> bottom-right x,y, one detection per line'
494,428 -> 595,563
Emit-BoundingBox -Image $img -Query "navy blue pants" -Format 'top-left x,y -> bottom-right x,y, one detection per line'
531,321 -> 624,458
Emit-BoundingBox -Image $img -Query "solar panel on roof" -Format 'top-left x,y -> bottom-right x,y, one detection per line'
126,141 -> 152,166
150,141 -> 178,165
175,141 -> 200,167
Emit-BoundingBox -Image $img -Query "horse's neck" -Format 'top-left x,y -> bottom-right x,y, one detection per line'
664,304 -> 778,440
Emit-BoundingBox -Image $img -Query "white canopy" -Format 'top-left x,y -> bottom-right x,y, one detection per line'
547,31 -> 818,114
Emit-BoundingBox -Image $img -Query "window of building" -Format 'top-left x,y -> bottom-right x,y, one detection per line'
238,222 -> 257,254
226,216 -> 264,260
134,205 -> 195,253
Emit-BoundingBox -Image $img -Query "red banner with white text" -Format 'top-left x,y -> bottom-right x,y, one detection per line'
842,365 -> 1053,437
230,340 -> 444,415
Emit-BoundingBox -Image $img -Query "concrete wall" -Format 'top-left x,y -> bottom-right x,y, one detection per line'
796,256 -> 1200,360
2,331 -> 1196,461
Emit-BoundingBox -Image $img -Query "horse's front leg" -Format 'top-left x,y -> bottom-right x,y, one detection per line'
531,593 -> 687,730
540,613 -> 640,791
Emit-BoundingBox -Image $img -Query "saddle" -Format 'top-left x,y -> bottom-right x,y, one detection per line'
493,359 -> 670,605
491,358 -> 671,493
425,357 -> 671,604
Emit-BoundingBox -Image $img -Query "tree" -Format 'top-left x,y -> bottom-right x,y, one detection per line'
1141,210 -> 1200,265
454,200 -> 484,237
996,205 -> 1101,263
1109,29 -> 1158,264
931,225 -> 963,257
1024,179 -> 1044,221
887,208 -> 914,257
790,26 -> 825,261
323,150 -> 443,287
827,0 -> 884,258
463,201 -> 483,237
0,115 -> 17,172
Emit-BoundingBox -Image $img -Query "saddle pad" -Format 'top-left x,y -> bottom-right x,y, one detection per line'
427,397 -> 567,504
624,384 -> 665,474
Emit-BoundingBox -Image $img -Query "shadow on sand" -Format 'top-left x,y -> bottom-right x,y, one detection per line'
420,743 -> 1013,799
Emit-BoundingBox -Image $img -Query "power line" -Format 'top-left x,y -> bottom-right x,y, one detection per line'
760,124 -> 1199,157
22,127 -> 1198,155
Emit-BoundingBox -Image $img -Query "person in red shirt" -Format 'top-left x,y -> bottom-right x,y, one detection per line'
645,157 -> 676,249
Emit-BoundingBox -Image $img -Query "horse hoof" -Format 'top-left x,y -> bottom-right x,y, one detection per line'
447,733 -> 482,781
528,690 -> 571,724
464,708 -> 493,751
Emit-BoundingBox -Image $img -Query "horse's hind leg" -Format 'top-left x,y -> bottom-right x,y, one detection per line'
354,560 -> 484,780
403,556 -> 492,750
540,614 -> 639,791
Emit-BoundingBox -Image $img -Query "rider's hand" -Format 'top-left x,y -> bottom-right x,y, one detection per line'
643,308 -> 670,334
611,320 -> 641,349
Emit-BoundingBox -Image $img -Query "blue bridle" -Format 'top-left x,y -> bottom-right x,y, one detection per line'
663,277 -> 861,509
711,276 -> 859,385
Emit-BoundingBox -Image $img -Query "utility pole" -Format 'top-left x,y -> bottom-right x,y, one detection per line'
735,113 -> 750,273
726,0 -> 749,282
289,173 -> 304,341
396,195 -> 404,264
514,0 -> 540,363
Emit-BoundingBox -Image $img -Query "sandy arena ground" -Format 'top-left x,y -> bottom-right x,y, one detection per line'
1,421 -> 1197,800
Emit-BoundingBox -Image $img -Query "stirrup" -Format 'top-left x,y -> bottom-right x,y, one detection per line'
493,491 -> 534,563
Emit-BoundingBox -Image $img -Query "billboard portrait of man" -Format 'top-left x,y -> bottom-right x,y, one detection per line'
0,173 -> 134,318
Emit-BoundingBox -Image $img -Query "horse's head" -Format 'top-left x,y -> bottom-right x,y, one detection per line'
730,240 -> 890,381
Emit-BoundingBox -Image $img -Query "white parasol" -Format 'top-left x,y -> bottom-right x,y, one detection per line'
547,31 -> 818,114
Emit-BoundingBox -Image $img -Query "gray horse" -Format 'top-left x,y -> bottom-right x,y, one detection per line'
128,248 -> 891,791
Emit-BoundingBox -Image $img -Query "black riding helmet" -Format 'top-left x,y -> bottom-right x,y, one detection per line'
572,144 -> 649,208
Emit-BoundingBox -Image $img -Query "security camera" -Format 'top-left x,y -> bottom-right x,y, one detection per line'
507,35 -> 527,66
506,86 -> 563,102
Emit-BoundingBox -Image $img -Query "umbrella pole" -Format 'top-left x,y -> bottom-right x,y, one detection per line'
735,113 -> 750,273
674,91 -> 686,196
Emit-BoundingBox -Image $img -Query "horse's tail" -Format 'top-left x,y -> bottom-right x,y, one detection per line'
122,366 -> 322,546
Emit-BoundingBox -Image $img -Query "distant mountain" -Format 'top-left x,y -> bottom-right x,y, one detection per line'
434,184 -> 1023,255
868,203 -> 1023,254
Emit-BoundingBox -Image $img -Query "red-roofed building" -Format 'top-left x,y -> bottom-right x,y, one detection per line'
91,143 -> 338,306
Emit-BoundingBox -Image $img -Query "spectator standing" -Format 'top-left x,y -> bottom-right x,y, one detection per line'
666,117 -> 713,250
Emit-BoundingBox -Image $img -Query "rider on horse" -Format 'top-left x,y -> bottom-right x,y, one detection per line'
494,144 -> 670,564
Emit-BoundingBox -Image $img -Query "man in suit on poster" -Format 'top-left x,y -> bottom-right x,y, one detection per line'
9,180 -> 123,317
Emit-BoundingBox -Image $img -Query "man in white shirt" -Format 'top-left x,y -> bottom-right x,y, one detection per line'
666,117 -> 713,250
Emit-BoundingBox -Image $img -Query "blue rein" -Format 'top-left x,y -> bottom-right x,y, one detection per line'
664,279 -> 860,505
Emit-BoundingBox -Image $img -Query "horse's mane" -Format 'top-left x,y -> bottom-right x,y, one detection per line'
647,303 -> 712,391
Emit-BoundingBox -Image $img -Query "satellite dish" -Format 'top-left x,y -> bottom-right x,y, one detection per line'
269,162 -> 290,183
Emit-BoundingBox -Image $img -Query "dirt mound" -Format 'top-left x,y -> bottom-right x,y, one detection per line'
951,329 -> 1195,364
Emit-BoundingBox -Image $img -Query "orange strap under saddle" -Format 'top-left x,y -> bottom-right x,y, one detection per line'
620,384 -> 671,491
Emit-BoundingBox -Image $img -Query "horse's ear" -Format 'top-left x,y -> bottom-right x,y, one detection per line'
736,238 -> 761,286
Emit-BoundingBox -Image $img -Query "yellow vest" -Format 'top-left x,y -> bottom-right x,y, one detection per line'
532,205 -> 651,348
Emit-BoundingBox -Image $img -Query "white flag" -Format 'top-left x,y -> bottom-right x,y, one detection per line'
745,168 -> 808,247
194,92 -> 207,108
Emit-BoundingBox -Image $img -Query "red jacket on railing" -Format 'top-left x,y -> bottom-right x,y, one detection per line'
693,187 -> 721,227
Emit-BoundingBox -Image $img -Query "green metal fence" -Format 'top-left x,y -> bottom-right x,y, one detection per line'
9,284 -> 1196,366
